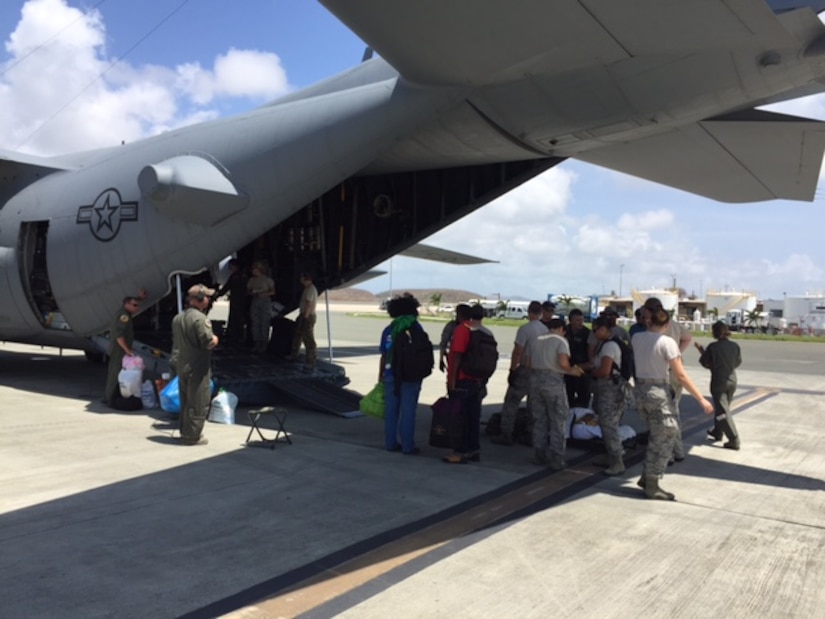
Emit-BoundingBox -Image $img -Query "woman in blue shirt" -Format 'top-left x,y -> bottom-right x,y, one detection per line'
379,295 -> 426,454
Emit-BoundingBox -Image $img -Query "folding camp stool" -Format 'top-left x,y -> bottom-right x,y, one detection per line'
246,407 -> 291,449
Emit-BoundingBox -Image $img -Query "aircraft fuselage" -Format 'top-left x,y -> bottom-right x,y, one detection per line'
2,1 -> 825,347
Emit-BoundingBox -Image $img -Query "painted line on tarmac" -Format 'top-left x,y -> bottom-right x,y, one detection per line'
182,388 -> 781,619
728,387 -> 780,413
739,384 -> 825,397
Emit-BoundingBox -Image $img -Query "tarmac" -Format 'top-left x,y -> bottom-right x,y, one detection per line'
1,303 -> 824,618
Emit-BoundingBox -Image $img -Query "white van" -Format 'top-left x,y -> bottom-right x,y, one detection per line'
497,302 -> 529,319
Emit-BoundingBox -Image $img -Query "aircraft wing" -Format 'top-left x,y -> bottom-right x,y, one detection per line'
399,243 -> 497,265
320,0 -> 795,86
329,245 -> 494,291
576,109 -> 825,202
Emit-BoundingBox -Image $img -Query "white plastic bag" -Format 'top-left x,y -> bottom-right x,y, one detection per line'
118,368 -> 143,398
141,380 -> 158,409
208,389 -> 237,425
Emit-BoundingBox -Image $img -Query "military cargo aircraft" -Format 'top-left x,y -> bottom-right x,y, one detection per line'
2,0 -> 825,354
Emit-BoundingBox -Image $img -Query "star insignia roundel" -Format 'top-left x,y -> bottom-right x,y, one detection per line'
76,188 -> 139,242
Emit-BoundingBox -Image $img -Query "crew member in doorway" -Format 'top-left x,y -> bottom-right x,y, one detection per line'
290,272 -> 319,370
246,261 -> 275,354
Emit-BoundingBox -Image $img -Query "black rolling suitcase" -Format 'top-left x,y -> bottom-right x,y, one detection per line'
429,396 -> 464,449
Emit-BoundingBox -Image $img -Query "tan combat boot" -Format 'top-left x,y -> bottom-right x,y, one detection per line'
603,453 -> 625,476
644,475 -> 675,501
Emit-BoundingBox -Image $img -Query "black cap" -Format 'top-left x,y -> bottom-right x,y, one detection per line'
541,301 -> 556,310
603,306 -> 619,315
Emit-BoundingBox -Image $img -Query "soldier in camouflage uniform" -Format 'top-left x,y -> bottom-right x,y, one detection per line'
527,318 -> 585,470
492,301 -> 547,446
104,290 -> 147,406
171,285 -> 219,446
632,307 -> 713,500
590,317 -> 626,476
642,297 -> 692,463
246,262 -> 275,354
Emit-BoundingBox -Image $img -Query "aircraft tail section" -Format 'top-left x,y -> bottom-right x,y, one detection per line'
576,109 -> 825,203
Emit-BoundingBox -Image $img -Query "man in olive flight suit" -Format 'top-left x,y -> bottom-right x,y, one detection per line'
171,284 -> 219,446
104,289 -> 147,406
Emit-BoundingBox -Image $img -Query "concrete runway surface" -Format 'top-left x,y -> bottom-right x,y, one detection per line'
1,302 -> 823,618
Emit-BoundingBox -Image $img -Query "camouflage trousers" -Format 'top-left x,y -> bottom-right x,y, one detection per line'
635,381 -> 679,477
291,314 -> 317,366
592,378 -> 626,457
249,297 -> 271,351
528,370 -> 568,462
669,371 -> 685,459
500,366 -> 531,437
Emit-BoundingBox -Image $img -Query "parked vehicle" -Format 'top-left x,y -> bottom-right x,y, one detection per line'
497,301 -> 530,319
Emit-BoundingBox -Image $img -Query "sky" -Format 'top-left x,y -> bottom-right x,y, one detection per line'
1,0 -> 824,302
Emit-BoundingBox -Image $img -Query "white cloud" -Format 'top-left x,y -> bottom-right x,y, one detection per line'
616,209 -> 674,231
429,167 -> 575,251
384,168 -> 717,299
0,0 -> 290,155
758,253 -> 823,284
176,49 -> 288,105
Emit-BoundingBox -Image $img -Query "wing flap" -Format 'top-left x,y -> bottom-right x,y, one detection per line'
576,110 -> 825,202
400,243 -> 497,265
320,1 -> 795,86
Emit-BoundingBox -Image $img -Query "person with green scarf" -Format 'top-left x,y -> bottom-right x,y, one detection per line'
378,295 -> 426,454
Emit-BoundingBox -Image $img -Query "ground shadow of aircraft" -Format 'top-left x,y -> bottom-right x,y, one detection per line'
3,0 -> 825,356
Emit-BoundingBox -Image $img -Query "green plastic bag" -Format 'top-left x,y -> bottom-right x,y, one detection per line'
359,382 -> 385,419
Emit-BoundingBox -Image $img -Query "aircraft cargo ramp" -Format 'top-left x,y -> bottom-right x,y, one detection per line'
267,376 -> 363,418
91,334 -> 363,417
210,349 -> 362,417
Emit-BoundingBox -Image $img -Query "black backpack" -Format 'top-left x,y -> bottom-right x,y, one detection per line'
598,336 -> 635,384
459,327 -> 499,380
393,325 -> 434,381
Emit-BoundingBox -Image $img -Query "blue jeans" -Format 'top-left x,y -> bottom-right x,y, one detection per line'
384,376 -> 422,453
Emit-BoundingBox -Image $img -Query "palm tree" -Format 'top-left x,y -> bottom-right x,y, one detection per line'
707,306 -> 719,321
557,294 -> 574,315
744,308 -> 763,333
